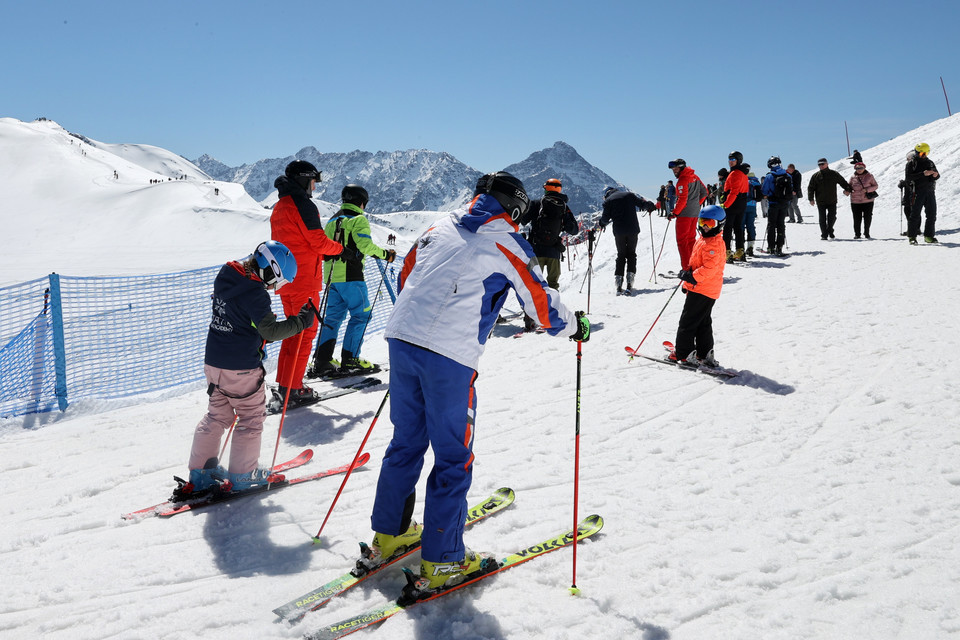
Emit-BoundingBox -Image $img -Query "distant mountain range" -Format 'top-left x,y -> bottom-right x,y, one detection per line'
194,141 -> 622,215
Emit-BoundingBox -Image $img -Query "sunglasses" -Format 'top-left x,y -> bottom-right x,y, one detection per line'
698,217 -> 719,230
818,162 -> 828,166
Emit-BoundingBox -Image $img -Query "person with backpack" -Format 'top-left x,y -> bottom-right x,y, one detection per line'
598,186 -> 657,294
517,178 -> 580,328
807,158 -> 852,240
744,167 -> 761,257
847,162 -> 879,239
904,142 -> 941,244
761,156 -> 793,256
308,184 -> 397,378
668,158 -> 708,271
721,151 -> 750,263
786,164 -> 804,223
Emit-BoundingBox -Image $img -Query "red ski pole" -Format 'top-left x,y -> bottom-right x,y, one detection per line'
312,388 -> 390,544
268,297 -> 311,488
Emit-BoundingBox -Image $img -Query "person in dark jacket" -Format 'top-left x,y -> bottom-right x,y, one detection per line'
186,241 -> 315,494
761,156 -> 791,257
518,178 -> 580,329
598,186 -> 657,294
786,164 -> 803,223
905,142 -> 941,244
807,158 -> 852,240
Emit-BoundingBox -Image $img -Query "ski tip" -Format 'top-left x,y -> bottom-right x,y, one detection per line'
356,452 -> 371,467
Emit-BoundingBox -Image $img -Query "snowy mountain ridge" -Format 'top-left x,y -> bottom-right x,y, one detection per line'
195,140 -> 623,215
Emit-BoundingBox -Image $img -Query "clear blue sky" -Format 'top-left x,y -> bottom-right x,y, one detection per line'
6,0 -> 958,196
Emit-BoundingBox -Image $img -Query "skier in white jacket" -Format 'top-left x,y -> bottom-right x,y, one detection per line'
360,171 -> 590,603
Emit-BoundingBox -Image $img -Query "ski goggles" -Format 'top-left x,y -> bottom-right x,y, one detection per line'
698,217 -> 719,231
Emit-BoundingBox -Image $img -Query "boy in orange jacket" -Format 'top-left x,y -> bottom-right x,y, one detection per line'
672,205 -> 726,367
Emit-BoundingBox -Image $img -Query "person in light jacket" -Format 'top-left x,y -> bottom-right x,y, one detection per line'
847,161 -> 879,239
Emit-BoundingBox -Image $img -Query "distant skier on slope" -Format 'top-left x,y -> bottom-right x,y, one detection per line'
360,171 -> 590,604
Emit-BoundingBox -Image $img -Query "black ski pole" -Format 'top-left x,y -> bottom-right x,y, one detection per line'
649,217 -> 672,282
569,335 -> 583,595
626,282 -> 683,358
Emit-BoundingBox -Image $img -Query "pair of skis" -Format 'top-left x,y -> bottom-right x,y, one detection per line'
273,488 -> 603,640
121,450 -> 370,520
267,376 -> 383,415
626,340 -> 738,379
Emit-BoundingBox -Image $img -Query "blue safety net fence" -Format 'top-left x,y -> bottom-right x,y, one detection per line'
0,259 -> 400,419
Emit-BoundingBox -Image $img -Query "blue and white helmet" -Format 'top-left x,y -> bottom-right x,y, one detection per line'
253,240 -> 296,290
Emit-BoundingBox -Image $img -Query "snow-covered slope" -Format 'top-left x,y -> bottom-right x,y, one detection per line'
1,113 -> 959,640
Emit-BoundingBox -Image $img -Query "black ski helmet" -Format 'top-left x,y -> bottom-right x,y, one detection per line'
475,171 -> 529,221
603,186 -> 619,200
285,160 -> 321,192
767,156 -> 782,169
341,184 -> 369,208
668,158 -> 687,170
728,151 -> 743,164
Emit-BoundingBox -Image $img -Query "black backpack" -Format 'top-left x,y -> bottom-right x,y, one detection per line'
530,192 -> 566,247
772,173 -> 794,201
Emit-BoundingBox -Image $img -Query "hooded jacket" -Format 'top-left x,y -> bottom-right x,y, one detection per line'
599,190 -> 653,236
270,176 -> 343,293
682,233 -> 726,300
204,261 -> 306,370
385,194 -> 577,370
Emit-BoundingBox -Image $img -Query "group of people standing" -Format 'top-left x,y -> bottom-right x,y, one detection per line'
184,164 -> 590,603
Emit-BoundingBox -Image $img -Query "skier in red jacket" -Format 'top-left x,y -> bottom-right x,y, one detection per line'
270,160 -> 343,404
668,159 -> 708,270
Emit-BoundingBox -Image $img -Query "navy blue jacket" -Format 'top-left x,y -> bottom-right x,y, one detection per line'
204,262 -> 276,370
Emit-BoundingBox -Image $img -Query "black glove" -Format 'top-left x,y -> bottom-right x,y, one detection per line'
678,270 -> 697,285
297,303 -> 315,329
384,249 -> 397,263
643,201 -> 657,213
570,311 -> 590,342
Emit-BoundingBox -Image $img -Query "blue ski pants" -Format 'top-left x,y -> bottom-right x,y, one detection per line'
371,339 -> 477,563
318,281 -> 371,357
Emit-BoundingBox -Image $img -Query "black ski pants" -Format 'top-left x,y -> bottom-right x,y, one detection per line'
850,201 -> 875,237
722,196 -> 747,252
613,233 -> 638,277
908,188 -> 937,238
766,200 -> 789,251
816,201 -> 839,238
675,290 -> 716,362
